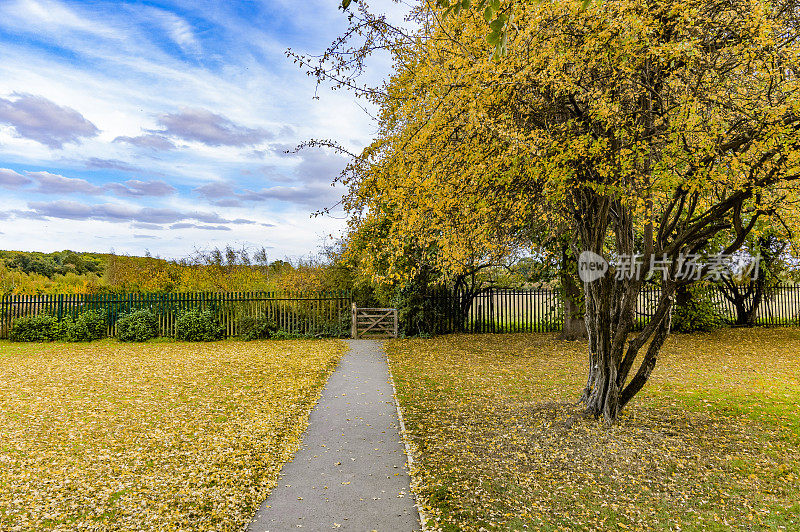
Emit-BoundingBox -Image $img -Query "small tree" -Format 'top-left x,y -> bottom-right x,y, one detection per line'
717,233 -> 790,326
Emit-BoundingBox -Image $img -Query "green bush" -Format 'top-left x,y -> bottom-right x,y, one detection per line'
395,282 -> 450,337
672,284 -> 725,333
271,330 -> 304,340
60,310 -> 107,342
58,316 -> 84,342
10,315 -> 59,342
116,309 -> 159,342
174,309 -> 224,342
239,315 -> 277,340
80,310 -> 108,340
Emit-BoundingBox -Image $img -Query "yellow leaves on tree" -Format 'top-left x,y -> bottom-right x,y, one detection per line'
325,0 -> 800,419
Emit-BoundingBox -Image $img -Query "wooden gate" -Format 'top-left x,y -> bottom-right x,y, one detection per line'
351,303 -> 398,338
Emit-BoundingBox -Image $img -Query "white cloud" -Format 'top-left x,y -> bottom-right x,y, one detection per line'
28,171 -> 103,194
0,0 -> 119,39
0,93 -> 99,148
154,107 -> 273,147
0,168 -> 31,188
158,10 -> 201,56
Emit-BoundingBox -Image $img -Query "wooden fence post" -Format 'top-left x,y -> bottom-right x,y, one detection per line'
351,302 -> 357,339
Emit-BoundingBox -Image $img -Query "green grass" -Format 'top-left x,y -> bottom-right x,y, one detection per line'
0,338 -> 346,531
387,328 -> 800,531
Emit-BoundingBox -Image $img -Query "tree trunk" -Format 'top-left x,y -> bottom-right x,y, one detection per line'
675,284 -> 692,308
456,287 -> 478,333
559,245 -> 587,340
562,292 -> 588,339
579,271 -> 676,422
744,280 -> 765,327
721,280 -> 763,327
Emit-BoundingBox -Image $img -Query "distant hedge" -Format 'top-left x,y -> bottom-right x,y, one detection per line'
10,310 -> 107,342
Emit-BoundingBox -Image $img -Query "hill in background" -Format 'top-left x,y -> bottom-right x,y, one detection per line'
0,248 -> 341,295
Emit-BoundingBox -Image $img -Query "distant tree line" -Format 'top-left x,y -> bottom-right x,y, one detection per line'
0,250 -> 104,278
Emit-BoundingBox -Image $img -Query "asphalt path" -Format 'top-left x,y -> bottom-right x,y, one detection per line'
248,339 -> 420,531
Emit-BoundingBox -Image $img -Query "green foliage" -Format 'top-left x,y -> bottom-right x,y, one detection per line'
174,309 -> 224,342
59,310 -> 107,342
239,315 -> 278,340
672,284 -> 725,333
395,280 -> 448,337
80,310 -> 108,340
270,330 -> 307,340
10,310 -> 108,342
1,250 -> 104,278
314,321 -> 351,338
58,317 -> 87,342
116,309 -> 159,342
9,315 -> 59,342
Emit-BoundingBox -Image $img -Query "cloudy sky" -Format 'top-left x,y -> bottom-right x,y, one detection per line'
0,0 -> 390,260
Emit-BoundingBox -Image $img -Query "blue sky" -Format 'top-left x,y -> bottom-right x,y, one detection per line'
0,0 -> 393,260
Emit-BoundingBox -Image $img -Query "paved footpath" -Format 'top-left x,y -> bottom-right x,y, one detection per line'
248,339 -> 421,532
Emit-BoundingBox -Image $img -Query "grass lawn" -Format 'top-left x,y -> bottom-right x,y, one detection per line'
387,328 -> 800,531
0,338 -> 346,531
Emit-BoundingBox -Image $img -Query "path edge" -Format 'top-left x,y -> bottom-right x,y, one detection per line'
384,342 -> 430,532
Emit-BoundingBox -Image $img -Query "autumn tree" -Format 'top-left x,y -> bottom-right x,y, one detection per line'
320,0 -> 800,421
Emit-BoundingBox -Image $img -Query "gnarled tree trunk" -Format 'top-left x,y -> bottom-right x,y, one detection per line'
579,274 -> 676,421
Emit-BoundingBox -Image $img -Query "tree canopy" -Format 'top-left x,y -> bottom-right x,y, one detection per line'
323,0 -> 800,421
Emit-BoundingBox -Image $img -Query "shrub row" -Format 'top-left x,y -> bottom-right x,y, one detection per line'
10,311 -> 107,342
9,310 -> 278,343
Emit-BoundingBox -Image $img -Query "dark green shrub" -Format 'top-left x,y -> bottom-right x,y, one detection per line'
116,309 -> 159,342
59,310 -> 107,342
10,315 -> 59,342
313,321 -> 349,338
80,310 -> 108,340
271,330 -> 304,340
394,282 -> 450,337
239,315 -> 278,340
174,309 -> 224,342
58,316 -> 84,342
672,284 -> 725,333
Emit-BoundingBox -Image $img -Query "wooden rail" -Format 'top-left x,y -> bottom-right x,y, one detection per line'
351,303 -> 398,338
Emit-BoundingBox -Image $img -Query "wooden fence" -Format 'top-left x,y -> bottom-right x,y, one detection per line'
0,291 -> 352,339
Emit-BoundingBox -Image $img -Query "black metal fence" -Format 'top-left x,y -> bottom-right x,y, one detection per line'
0,291 -> 352,339
416,284 -> 800,335
420,288 -> 564,334
2,284 -> 799,340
